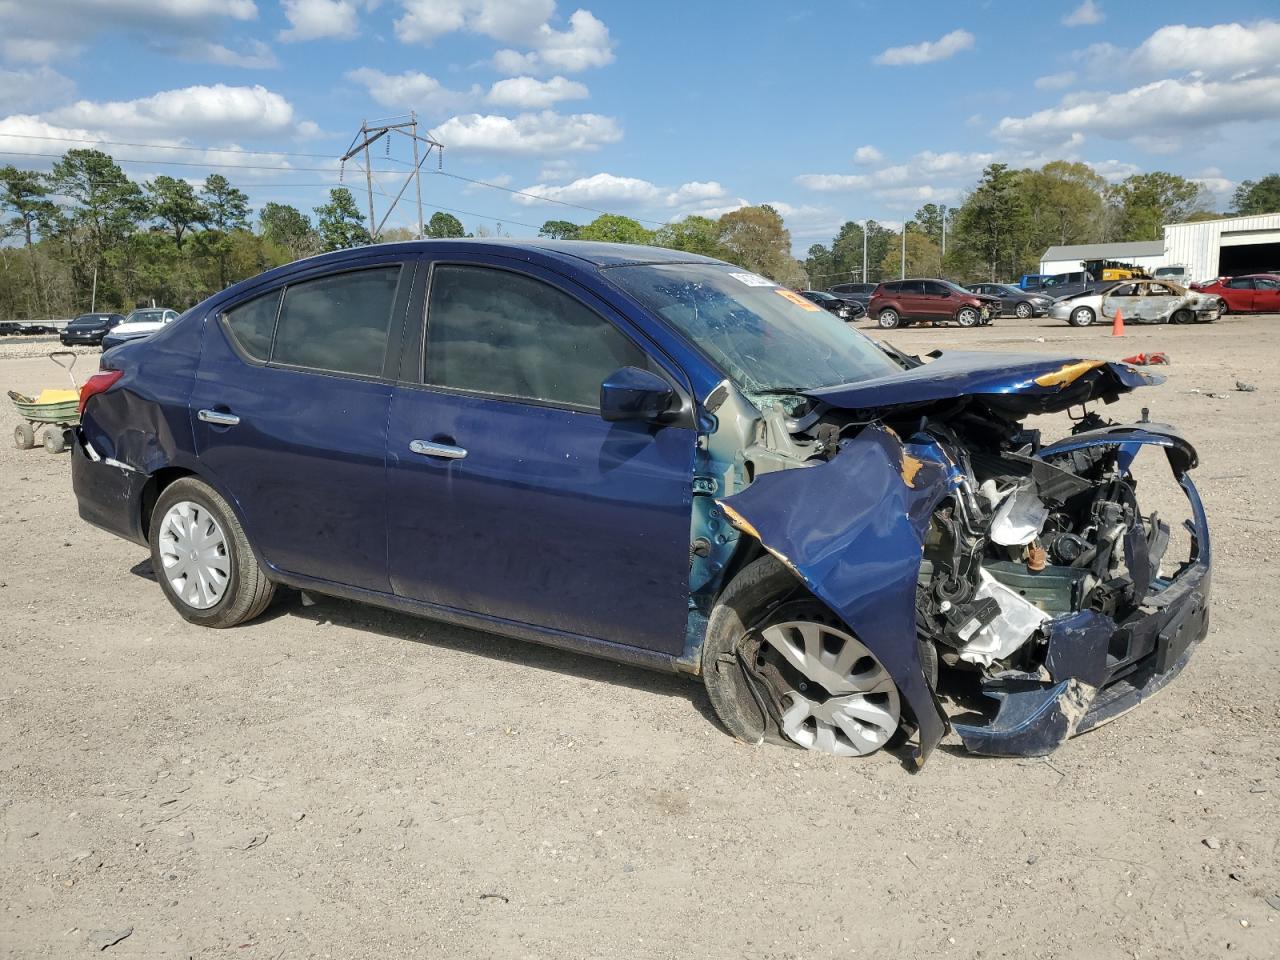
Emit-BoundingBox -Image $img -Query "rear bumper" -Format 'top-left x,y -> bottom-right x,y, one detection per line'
71,428 -> 149,547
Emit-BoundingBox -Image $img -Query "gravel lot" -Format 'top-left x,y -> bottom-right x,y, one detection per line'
1,317 -> 1278,959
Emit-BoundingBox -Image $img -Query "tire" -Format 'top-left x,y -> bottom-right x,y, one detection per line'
14,422 -> 35,449
149,477 -> 275,628
1069,306 -> 1096,327
41,426 -> 66,454
1216,298 -> 1229,315
1170,309 -> 1193,325
956,306 -> 980,328
876,308 -> 900,329
701,555 -> 901,757
1014,301 -> 1033,319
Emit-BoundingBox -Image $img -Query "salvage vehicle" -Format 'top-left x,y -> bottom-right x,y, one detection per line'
101,307 -> 181,351
827,281 -> 877,307
1192,274 -> 1280,315
1049,280 -> 1220,327
72,240 -> 1211,767
868,279 -> 1000,329
966,282 -> 1054,318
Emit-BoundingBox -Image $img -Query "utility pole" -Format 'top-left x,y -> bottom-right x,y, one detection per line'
90,267 -> 97,312
941,204 -> 947,262
901,222 -> 908,280
862,222 -> 868,283
341,113 -> 442,241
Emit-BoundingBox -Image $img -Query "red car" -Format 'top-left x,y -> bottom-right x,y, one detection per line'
1193,274 -> 1280,314
868,279 -> 999,329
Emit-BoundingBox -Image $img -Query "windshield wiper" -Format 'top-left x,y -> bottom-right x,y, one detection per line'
752,386 -> 809,396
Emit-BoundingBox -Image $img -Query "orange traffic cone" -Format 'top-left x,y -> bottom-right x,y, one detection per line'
1111,308 -> 1125,337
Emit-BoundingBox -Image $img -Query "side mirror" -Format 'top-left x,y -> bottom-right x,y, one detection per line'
600,366 -> 676,424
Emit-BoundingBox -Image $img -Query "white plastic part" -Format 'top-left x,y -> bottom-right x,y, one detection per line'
957,570 -> 1050,667
989,481 -> 1049,546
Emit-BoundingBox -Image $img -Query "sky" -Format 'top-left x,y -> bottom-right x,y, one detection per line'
2,0 -> 1279,254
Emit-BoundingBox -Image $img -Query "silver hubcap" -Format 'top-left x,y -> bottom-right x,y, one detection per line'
159,501 -> 230,610
958,309 -> 977,326
1017,303 -> 1031,317
760,620 -> 900,757
1074,308 -> 1092,325
879,311 -> 897,327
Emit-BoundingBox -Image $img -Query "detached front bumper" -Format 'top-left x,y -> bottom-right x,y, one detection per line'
953,469 -> 1211,756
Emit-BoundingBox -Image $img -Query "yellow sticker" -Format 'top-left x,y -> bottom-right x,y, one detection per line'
775,288 -> 821,311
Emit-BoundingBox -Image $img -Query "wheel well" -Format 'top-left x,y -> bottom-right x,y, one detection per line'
139,467 -> 196,540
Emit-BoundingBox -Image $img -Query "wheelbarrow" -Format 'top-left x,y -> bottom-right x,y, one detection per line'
9,351 -> 81,454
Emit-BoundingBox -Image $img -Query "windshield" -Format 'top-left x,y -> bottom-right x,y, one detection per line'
126,310 -> 166,323
603,263 -> 900,396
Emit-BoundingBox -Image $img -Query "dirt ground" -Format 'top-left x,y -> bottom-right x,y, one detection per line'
1,316 -> 1278,960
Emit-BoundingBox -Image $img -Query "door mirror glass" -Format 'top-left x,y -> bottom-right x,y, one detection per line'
599,366 -> 675,423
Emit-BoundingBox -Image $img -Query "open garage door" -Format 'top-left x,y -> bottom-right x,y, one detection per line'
1218,229 -> 1280,276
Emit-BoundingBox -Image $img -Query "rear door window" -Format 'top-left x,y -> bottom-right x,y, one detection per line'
423,264 -> 647,410
1226,277 -> 1254,289
902,280 -> 927,295
272,267 -> 401,377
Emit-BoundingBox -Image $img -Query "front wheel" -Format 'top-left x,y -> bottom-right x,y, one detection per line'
701,556 -> 902,758
876,308 -> 900,329
41,426 -> 66,454
1069,306 -> 1096,327
956,306 -> 980,327
1216,299 -> 1229,315
14,422 -> 35,449
1014,301 -> 1033,319
1170,308 -> 1193,325
149,477 -> 275,628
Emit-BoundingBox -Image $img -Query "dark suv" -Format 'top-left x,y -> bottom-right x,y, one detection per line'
60,313 -> 126,346
827,282 -> 877,306
868,279 -> 998,329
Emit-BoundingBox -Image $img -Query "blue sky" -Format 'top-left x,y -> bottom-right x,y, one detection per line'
2,0 -> 1279,253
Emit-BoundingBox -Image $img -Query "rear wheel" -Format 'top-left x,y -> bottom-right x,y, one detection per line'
41,426 -> 66,454
149,477 -> 275,628
1069,306 -> 1096,327
701,556 -> 901,758
876,308 -> 900,329
1014,301 -> 1033,319
956,306 -> 980,327
14,422 -> 35,449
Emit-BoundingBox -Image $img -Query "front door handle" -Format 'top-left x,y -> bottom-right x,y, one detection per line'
409,439 -> 467,460
198,409 -> 240,426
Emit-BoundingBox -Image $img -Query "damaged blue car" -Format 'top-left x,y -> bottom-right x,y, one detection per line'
71,240 -> 1210,767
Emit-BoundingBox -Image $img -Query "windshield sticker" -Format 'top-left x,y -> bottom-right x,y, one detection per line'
775,289 -> 821,311
728,272 -> 776,287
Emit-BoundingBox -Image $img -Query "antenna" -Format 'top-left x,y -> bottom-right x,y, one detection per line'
339,112 -> 443,240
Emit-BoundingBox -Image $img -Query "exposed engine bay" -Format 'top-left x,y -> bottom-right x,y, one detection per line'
693,349 -> 1211,766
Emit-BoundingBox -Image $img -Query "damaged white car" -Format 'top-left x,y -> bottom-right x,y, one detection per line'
1050,280 -> 1221,327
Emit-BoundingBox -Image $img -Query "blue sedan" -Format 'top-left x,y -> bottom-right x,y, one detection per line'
73,240 -> 1210,766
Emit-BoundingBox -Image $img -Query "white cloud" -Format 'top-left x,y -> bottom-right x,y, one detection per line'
994,74 -> 1280,148
874,29 -> 974,66
346,68 -> 478,110
1130,21 -> 1280,76
167,38 -> 278,68
46,84 -> 313,140
395,1 -> 614,73
429,110 -> 621,153
279,0 -> 369,41
796,150 -> 994,195
486,75 -> 588,108
510,174 -> 725,217
853,145 -> 883,164
0,0 -> 259,62
1035,71 -> 1076,90
536,158 -> 576,181
1086,159 -> 1141,182
1062,1 -> 1104,27
0,66 -> 75,114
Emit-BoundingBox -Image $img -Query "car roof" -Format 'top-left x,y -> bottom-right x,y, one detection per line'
304,238 -> 725,270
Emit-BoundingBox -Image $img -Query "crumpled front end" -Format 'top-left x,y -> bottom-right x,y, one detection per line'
708,353 -> 1210,767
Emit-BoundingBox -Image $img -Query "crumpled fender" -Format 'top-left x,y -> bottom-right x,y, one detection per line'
1038,421 -> 1198,475
716,424 -> 954,768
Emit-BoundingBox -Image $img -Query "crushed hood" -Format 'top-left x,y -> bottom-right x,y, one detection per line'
807,350 -> 1160,417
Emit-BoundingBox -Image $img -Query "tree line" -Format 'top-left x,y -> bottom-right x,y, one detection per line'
3,148 -> 1279,319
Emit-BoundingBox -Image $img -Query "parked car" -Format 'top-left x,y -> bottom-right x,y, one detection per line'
827,282 -> 877,307
1153,265 -> 1191,284
72,240 -> 1210,766
1018,274 -> 1052,291
799,290 -> 864,321
1192,274 -> 1280,314
1040,270 -> 1106,299
966,282 -> 1054,318
0,321 -> 25,336
1049,280 -> 1220,326
101,307 -> 180,350
868,279 -> 1000,329
60,313 -> 126,346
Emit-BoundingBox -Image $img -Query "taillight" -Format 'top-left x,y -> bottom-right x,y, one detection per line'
79,370 -> 124,415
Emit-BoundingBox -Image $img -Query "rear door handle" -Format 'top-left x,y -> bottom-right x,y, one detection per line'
409,439 -> 467,460
198,409 -> 240,426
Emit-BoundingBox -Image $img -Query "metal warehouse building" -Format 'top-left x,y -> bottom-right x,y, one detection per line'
1040,240 -> 1164,276
1164,212 -> 1280,283
1039,212 -> 1280,284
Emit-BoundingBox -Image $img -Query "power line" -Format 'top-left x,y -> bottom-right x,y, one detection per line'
0,131 -> 339,159
432,170 -> 669,227
0,148 -> 401,174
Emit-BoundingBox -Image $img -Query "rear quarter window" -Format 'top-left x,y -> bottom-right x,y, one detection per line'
224,290 -> 282,361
